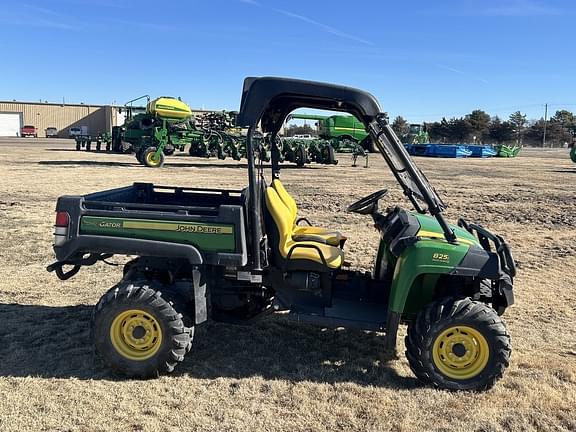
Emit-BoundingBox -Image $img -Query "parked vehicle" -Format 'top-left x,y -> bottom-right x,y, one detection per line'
45,127 -> 58,138
21,125 -> 37,137
48,77 -> 516,391
69,126 -> 88,138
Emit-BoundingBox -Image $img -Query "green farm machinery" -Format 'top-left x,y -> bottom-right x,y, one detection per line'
286,113 -> 369,166
287,113 -> 370,144
111,95 -> 194,168
407,124 -> 430,144
188,111 -> 245,161
112,99 -> 328,168
74,132 -> 113,152
494,144 -> 522,158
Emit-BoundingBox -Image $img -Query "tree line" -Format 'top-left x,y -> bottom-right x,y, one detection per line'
391,109 -> 576,147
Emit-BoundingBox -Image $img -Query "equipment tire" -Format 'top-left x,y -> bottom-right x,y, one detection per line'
295,145 -> 306,167
135,149 -> 144,163
143,147 -> 165,168
92,282 -> 193,378
163,145 -> 175,156
322,144 -> 337,165
405,297 -> 511,391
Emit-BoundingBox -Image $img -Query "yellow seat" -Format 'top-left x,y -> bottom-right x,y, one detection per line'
272,179 -> 346,247
265,187 -> 343,269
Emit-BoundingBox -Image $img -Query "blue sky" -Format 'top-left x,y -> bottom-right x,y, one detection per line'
0,0 -> 574,123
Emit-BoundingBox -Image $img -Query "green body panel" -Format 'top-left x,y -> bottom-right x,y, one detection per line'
415,213 -> 479,245
570,146 -> 576,163
388,238 -> 471,314
382,211 -> 480,315
80,216 -> 235,252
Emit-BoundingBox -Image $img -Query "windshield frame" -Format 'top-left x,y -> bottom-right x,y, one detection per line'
367,114 -> 456,242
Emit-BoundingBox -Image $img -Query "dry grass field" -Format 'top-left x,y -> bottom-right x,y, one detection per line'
0,139 -> 575,432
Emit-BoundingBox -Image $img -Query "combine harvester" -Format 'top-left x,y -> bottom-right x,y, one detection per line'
285,113 -> 369,166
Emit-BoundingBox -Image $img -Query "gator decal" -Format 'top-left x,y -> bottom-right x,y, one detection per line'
80,216 -> 235,252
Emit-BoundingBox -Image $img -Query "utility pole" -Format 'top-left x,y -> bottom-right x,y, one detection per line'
542,103 -> 548,147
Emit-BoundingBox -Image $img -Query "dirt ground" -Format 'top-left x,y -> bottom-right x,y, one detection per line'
0,139 -> 575,432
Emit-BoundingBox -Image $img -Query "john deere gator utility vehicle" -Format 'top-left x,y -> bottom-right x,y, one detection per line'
48,77 -> 516,391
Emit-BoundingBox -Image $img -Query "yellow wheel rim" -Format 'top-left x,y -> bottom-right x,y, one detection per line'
432,325 -> 489,380
110,309 -> 163,361
145,151 -> 160,166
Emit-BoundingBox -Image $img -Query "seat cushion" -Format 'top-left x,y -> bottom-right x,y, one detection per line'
285,240 -> 343,268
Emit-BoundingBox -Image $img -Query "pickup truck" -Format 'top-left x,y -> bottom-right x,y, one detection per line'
21,125 -> 37,137
45,127 -> 58,138
48,77 -> 515,391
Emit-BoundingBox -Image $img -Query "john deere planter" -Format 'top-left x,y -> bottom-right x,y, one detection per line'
111,96 -> 193,168
108,96 -> 340,168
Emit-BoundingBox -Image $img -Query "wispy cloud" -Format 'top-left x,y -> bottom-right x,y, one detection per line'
475,0 -> 561,16
435,63 -> 489,84
239,0 -> 373,46
273,8 -> 373,46
110,19 -> 173,32
0,3 -> 79,30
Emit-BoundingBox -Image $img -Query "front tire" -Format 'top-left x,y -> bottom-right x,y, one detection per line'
92,282 -> 193,378
405,297 -> 511,391
143,147 -> 165,168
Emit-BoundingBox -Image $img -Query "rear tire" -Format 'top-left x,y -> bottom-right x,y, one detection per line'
92,282 -> 193,378
405,297 -> 511,391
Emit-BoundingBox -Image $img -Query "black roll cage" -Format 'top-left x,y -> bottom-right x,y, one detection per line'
236,77 -> 456,272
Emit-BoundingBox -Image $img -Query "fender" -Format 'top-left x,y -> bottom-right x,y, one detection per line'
388,240 -> 470,315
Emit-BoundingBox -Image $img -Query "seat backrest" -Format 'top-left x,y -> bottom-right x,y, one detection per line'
272,179 -> 298,224
264,187 -> 293,257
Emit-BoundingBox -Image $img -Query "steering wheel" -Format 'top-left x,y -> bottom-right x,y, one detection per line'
347,189 -> 388,214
